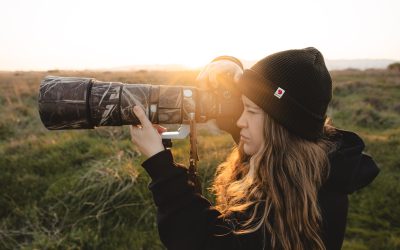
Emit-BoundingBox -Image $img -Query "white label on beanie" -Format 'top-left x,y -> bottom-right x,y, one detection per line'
274,87 -> 285,99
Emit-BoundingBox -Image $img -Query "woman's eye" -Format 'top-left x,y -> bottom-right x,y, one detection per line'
244,106 -> 258,114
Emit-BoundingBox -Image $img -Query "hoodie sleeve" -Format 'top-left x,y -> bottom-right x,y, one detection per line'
141,149 -> 248,250
323,130 -> 380,194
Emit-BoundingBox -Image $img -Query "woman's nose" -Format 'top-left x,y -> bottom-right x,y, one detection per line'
236,111 -> 247,128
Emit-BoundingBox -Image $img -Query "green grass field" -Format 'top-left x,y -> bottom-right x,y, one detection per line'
0,69 -> 399,249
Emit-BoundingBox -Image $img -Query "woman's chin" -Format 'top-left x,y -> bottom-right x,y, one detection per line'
243,144 -> 255,156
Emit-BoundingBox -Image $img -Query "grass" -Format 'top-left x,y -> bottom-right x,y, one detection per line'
0,69 -> 399,249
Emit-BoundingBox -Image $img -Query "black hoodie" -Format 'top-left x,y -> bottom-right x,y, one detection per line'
141,129 -> 380,250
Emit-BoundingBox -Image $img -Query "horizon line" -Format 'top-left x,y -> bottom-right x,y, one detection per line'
1,58 -> 399,72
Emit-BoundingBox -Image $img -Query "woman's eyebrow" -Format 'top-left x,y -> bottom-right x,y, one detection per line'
244,103 -> 252,107
241,97 -> 260,109
244,102 -> 260,109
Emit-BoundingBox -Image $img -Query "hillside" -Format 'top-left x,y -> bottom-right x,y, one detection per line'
0,69 -> 399,249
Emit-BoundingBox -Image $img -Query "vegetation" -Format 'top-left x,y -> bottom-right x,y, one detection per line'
0,69 -> 399,249
388,62 -> 400,72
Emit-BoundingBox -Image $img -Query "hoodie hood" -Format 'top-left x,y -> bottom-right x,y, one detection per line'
322,129 -> 380,194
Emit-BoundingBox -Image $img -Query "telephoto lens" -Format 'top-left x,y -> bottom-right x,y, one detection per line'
38,76 -> 201,130
38,75 -> 242,131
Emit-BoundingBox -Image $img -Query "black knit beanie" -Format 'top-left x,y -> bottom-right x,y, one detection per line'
237,47 -> 332,141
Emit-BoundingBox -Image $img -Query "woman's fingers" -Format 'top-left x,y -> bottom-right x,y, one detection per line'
129,109 -> 166,158
132,106 -> 152,128
129,125 -> 140,142
153,124 -> 167,134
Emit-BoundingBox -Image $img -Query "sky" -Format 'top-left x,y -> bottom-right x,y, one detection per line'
0,0 -> 399,70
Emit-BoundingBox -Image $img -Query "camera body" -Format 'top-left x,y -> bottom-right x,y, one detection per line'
38,76 -> 241,131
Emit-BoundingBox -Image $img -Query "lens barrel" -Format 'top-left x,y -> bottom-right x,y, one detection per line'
38,76 -> 199,130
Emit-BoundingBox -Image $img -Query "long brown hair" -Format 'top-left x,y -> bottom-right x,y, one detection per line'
211,113 -> 339,250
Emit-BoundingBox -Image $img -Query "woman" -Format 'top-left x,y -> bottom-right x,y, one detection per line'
130,47 -> 380,250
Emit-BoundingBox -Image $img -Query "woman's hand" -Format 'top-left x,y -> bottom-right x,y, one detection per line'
130,106 -> 167,159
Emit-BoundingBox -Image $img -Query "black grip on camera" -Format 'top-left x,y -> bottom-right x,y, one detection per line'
211,55 -> 244,144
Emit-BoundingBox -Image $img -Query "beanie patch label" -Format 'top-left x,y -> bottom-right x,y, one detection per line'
274,87 -> 285,99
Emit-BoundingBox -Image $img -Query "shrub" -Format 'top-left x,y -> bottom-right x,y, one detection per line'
388,62 -> 400,72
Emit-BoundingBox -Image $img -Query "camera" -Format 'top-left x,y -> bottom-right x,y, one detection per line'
38,76 -> 241,136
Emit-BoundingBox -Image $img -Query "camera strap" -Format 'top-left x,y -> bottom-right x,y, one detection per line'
188,115 -> 202,194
